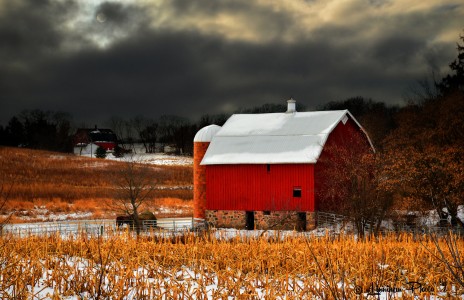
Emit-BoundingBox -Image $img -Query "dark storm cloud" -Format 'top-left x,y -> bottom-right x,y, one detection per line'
370,35 -> 425,65
0,1 -> 72,58
30,30 -> 411,121
96,2 -> 131,24
42,30 -> 215,120
0,0 -> 149,124
0,0 -> 462,126
0,0 -> 79,122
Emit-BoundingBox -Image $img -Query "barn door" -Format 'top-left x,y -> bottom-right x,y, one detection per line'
296,212 -> 306,231
246,211 -> 255,230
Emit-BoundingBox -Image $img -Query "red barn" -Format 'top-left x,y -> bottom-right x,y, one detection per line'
73,126 -> 118,155
194,99 -> 374,230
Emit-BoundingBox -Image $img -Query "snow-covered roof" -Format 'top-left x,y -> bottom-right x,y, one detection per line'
194,125 -> 222,142
201,110 -> 372,165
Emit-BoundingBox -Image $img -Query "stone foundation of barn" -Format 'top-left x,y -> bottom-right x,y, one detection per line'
205,210 -> 316,231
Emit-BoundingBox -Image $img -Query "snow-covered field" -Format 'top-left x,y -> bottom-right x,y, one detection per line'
0,147 -> 193,223
8,256 -> 461,300
2,216 -> 464,299
75,143 -> 193,166
107,152 -> 193,166
12,206 -> 94,222
5,200 -> 192,223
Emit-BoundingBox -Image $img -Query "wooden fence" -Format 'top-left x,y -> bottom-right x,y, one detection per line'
1,218 -> 207,237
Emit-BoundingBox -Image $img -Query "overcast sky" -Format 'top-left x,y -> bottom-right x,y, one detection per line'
0,0 -> 462,125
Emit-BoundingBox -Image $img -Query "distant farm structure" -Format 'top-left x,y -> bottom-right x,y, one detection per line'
194,99 -> 374,231
73,126 -> 118,155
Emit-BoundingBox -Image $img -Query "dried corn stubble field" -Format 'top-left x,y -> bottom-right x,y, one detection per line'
0,147 -> 193,222
0,232 -> 462,299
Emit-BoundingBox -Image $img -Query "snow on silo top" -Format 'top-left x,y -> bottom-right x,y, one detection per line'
194,124 -> 222,142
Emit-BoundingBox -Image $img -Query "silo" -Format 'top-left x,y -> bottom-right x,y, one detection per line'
193,125 -> 221,219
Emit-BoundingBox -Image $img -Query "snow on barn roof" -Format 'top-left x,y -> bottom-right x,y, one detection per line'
200,110 -> 372,165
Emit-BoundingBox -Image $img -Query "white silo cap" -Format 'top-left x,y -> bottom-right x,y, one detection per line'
194,124 -> 222,142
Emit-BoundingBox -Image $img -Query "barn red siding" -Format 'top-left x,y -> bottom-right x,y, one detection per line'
95,142 -> 116,150
326,117 -> 365,148
314,117 -> 371,210
206,164 -> 315,211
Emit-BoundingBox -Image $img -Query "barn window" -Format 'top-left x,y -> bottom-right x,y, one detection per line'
266,164 -> 271,173
293,187 -> 302,198
342,115 -> 348,124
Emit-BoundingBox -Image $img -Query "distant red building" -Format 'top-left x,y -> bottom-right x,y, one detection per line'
193,99 -> 374,230
73,126 -> 118,153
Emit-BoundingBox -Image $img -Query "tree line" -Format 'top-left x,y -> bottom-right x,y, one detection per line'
0,110 -> 73,152
0,112 -> 200,155
0,99 -> 307,155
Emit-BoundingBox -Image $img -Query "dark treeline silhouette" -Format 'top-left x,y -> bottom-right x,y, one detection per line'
436,32 -> 464,95
0,110 -> 73,152
0,101 -> 305,155
107,115 -> 197,155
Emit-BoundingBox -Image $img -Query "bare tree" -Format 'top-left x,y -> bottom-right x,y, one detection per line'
158,115 -> 193,154
106,116 -> 125,142
423,232 -> 464,290
130,116 -> 149,153
139,120 -> 159,153
317,134 -> 393,236
111,156 -> 157,235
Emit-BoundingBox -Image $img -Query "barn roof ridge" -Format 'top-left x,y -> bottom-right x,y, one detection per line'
200,109 -> 374,165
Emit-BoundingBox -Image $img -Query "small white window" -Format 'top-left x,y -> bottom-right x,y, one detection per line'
342,115 -> 348,125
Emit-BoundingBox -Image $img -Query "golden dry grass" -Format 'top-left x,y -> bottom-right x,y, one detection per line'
0,147 -> 193,221
0,232 -> 462,299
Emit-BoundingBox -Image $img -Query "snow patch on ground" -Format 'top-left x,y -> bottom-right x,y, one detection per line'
49,154 -> 68,160
417,205 -> 464,227
157,206 -> 189,215
78,161 -> 113,168
6,199 -> 192,223
5,206 -> 95,223
78,152 -> 193,166
35,212 -> 93,222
